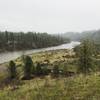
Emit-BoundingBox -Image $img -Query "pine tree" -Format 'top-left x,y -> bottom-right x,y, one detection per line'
8,60 -> 17,79
23,56 -> 33,79
78,39 -> 95,74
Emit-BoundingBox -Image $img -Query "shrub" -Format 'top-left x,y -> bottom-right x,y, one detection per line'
35,62 -> 43,76
52,65 -> 59,77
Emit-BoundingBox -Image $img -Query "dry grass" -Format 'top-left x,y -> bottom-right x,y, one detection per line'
0,73 -> 100,100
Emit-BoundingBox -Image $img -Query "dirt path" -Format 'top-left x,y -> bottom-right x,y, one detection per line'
0,64 -> 7,73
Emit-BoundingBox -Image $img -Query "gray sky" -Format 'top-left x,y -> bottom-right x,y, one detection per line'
0,0 -> 100,33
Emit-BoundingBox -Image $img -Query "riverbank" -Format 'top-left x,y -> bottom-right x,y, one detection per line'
0,41 -> 80,64
0,48 -> 76,68
0,49 -> 77,82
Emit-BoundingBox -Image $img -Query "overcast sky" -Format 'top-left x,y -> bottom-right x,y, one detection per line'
0,0 -> 100,33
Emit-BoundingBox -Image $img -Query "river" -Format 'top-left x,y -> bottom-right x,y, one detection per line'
0,41 -> 80,64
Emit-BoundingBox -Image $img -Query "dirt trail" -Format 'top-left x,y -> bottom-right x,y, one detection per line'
0,64 -> 7,73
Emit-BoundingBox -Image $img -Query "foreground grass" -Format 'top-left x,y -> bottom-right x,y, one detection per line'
0,73 -> 100,100
0,49 -> 100,100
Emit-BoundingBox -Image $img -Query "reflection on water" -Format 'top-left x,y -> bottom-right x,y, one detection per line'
0,41 -> 80,64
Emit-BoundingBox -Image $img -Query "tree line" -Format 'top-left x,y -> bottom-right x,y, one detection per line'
0,31 -> 68,52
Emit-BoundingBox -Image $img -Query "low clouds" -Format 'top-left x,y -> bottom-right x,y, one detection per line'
0,0 -> 100,33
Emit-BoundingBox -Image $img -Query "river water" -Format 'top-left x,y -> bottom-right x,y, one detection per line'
0,41 -> 80,64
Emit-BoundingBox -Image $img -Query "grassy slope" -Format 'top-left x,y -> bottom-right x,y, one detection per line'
15,49 -> 78,73
0,73 -> 100,100
0,49 -> 100,100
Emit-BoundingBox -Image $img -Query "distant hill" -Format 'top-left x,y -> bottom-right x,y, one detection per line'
60,32 -> 81,41
61,30 -> 100,44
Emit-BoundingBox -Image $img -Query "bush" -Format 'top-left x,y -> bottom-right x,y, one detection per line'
35,62 -> 43,76
52,65 -> 59,77
42,67 -> 49,75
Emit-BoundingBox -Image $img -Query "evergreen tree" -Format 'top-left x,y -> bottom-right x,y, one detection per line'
23,56 -> 33,79
8,60 -> 17,79
78,39 -> 95,74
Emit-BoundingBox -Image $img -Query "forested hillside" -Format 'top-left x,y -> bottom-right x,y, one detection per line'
62,30 -> 100,43
0,31 -> 69,52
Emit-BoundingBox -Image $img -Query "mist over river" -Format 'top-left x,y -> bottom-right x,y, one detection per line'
0,41 -> 80,64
